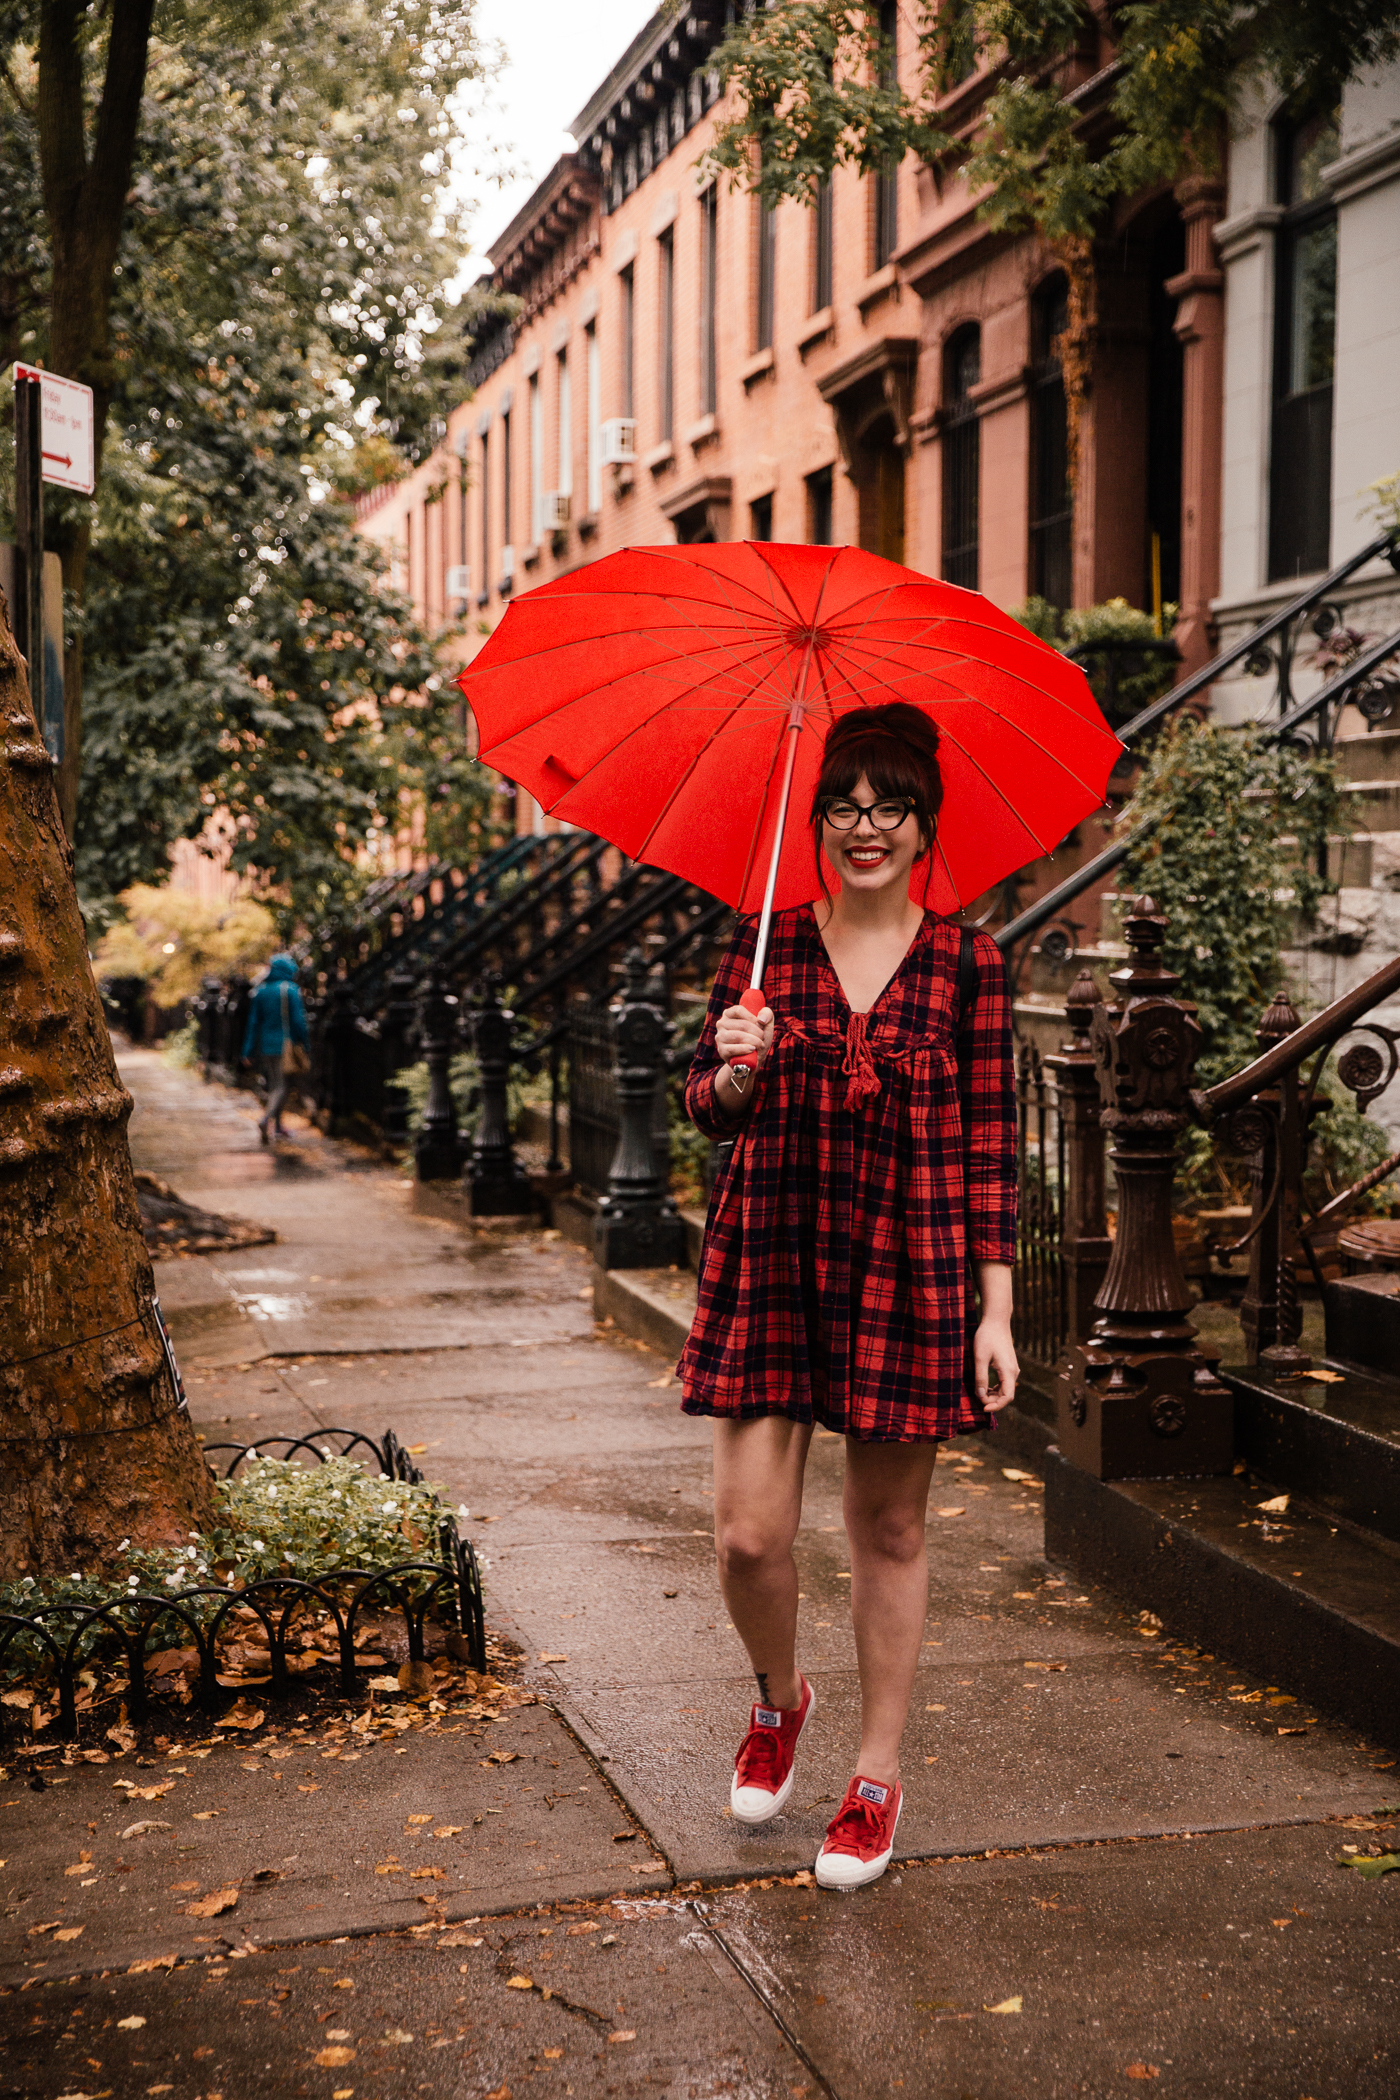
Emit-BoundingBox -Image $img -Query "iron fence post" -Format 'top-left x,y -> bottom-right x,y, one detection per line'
1055,896 -> 1232,1479
414,969 -> 462,1181
594,949 -> 686,1270
466,974 -> 537,1214
1234,989 -> 1301,1365
379,965 -> 418,1147
1044,966 -> 1113,1350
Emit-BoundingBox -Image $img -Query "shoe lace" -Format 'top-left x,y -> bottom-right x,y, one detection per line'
823,1794 -> 885,1856
735,1725 -> 784,1788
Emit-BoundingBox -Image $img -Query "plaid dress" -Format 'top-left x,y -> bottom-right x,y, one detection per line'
678,908 -> 1017,1441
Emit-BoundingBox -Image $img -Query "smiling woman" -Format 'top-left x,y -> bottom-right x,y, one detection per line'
677,699 -> 1019,1892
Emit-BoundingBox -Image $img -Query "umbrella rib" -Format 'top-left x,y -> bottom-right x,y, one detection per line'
933,724 -> 1083,857
631,679 -> 787,871
932,825 -> 965,911
475,634 -> 800,757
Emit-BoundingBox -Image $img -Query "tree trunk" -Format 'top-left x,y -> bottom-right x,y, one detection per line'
0,587 -> 215,1580
38,0 -> 158,830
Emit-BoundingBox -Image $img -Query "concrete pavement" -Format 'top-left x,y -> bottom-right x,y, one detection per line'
2,1046 -> 1397,2098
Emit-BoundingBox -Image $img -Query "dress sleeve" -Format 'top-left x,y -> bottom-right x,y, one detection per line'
684,920 -> 759,1142
957,929 -> 1018,1265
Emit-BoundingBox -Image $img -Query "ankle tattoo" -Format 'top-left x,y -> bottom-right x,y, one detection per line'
755,1671 -> 773,1706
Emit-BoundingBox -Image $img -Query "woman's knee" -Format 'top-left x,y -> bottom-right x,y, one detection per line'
714,1520 -> 792,1581
847,1505 -> 927,1567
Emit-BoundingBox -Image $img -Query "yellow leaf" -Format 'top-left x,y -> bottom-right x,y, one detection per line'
984,1996 -> 1022,2015
314,2048 -> 356,2068
608,2029 -> 637,2043
185,1887 -> 239,1918
506,1974 -> 534,1990
937,1506 -> 966,1518
536,1652 -> 570,1665
52,1926 -> 84,1942
405,1814 -> 434,1825
1256,1494 -> 1289,1515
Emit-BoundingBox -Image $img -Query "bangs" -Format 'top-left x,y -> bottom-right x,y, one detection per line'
816,736 -> 932,809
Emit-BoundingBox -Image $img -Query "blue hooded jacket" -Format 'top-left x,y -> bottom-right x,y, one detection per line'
241,953 -> 310,1059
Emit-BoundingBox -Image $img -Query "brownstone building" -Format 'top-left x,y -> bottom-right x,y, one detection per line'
360,2 -> 1232,831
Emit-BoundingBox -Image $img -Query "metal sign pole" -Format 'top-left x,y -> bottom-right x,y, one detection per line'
13,370 -> 43,738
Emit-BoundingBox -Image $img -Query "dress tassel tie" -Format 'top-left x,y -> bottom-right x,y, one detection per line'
842,1011 -> 883,1112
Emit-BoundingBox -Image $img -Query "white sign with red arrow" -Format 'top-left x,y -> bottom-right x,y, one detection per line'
12,362 -> 95,495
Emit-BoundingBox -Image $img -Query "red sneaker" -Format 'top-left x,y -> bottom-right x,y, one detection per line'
729,1678 -> 816,1824
815,1773 -> 903,1889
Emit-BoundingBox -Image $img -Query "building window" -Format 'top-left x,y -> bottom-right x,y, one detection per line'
529,372 -> 542,543
658,228 -> 675,441
750,493 -> 773,541
942,325 -> 980,591
1029,276 -> 1072,608
813,179 -> 833,312
873,0 -> 899,268
501,408 -> 512,552
699,186 -> 718,416
478,429 -> 490,604
586,324 -> 601,515
807,466 -> 834,545
1268,102 -> 1340,581
557,351 -> 572,502
620,265 -> 635,418
756,191 -> 776,351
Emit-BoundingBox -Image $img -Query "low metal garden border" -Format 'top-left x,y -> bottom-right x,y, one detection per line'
0,1427 -> 486,1742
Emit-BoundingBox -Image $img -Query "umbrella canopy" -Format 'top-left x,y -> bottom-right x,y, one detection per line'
458,541 -> 1122,919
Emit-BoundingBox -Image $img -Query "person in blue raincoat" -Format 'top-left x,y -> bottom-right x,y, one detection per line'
240,953 -> 310,1144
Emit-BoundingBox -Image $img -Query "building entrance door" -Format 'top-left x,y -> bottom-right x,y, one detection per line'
855,412 -> 905,564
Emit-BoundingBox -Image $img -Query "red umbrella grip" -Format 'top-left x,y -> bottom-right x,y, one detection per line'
730,986 -> 768,1073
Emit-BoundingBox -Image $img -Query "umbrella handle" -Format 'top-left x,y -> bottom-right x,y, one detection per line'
730,986 -> 768,1073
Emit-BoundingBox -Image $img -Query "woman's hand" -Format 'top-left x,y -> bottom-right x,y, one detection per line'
972,1318 -> 1019,1411
715,1001 -> 774,1069
713,1001 -> 774,1116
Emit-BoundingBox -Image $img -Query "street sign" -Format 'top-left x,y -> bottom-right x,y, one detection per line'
11,362 -> 95,495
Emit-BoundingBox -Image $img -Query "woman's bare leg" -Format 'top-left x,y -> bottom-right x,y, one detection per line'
843,1439 -> 940,1785
712,1416 -> 814,1710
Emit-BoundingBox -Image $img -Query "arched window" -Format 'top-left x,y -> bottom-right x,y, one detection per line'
1029,275 -> 1072,608
1269,102 -> 1340,580
942,324 -> 981,590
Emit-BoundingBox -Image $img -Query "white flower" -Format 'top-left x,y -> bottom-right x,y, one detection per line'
250,1540 -> 266,1553
458,1504 -> 469,1519
69,1572 -> 82,1582
127,1576 -> 139,1589
118,1538 -> 131,1551
185,1546 -> 198,1560
164,1573 -> 182,1588
381,1499 -> 398,1514
329,1490 -> 342,1502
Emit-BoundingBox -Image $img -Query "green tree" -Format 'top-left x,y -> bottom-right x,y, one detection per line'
0,0 -> 495,831
705,1 -> 1400,483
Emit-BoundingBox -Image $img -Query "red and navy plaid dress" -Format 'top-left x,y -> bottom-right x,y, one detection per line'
677,907 -> 1017,1442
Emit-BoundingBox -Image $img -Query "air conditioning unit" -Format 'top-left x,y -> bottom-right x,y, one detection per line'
446,564 -> 470,600
539,491 -> 570,533
601,417 -> 637,465
499,544 -> 516,586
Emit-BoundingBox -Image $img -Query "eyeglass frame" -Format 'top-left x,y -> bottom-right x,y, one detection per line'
817,793 -> 918,833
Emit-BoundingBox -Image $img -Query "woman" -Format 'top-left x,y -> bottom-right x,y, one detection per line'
678,702 -> 1018,1891
240,952 -> 310,1144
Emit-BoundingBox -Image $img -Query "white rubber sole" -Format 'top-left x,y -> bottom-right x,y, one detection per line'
814,1790 -> 902,1890
729,1681 -> 816,1826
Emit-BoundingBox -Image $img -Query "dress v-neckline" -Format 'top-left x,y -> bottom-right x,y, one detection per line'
807,905 -> 932,1018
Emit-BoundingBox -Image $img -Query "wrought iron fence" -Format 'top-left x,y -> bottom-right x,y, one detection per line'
0,1429 -> 485,1743
1012,1042 -> 1068,1371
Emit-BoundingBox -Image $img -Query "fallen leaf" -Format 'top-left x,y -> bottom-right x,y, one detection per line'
506,1974 -> 534,1990
405,1814 -> 434,1826
544,2050 -> 563,2061
1124,2068 -> 1160,2082
609,2030 -> 637,2043
984,1997 -> 1021,2014
368,1675 -> 401,1692
128,1956 -> 178,1974
536,1652 -> 570,1665
185,1887 -> 239,1918
1307,1368 -> 1345,1382
120,1819 -> 173,1839
1001,1468 -> 1034,1482
937,1506 -> 966,1518
191,1811 -> 221,1820
409,1867 -> 445,1880
1256,1494 -> 1289,1515
487,1749 -> 520,1765
382,2029 -> 414,2044
221,1701 -> 265,1730
438,1932 -> 483,1948
398,1660 -> 435,1696
314,2049 -> 356,2069
333,1978 -> 354,1989
612,1830 -> 638,1843
116,1782 -> 175,1803
118,2014 -> 147,2029
374,1860 -> 402,1875
0,1689 -> 33,1709
1339,1852 -> 1400,1878
52,1926 -> 84,1941
485,2086 -> 512,2100
567,1921 -> 599,1936
1023,1661 -> 1068,1672
431,1825 -> 463,1838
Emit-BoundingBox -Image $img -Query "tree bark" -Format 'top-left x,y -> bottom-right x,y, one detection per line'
37,0 -> 157,830
0,585 -> 215,1580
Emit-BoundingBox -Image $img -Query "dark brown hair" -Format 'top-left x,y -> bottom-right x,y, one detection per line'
809,704 -> 943,896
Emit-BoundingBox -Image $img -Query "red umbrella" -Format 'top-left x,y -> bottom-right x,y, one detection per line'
458,541 -> 1121,1030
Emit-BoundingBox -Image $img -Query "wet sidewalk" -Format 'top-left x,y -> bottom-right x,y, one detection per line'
3,1047 -> 1398,2098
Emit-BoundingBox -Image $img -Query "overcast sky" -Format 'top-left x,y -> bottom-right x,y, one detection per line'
452,0 -> 660,288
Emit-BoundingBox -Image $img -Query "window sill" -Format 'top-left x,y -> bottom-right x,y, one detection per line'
856,262 -> 900,314
521,542 -> 541,568
796,307 -> 834,356
612,465 -> 635,498
685,413 -> 719,450
740,346 -> 775,387
497,574 -> 514,597
643,439 -> 675,472
475,590 -> 490,609
577,510 -> 601,539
